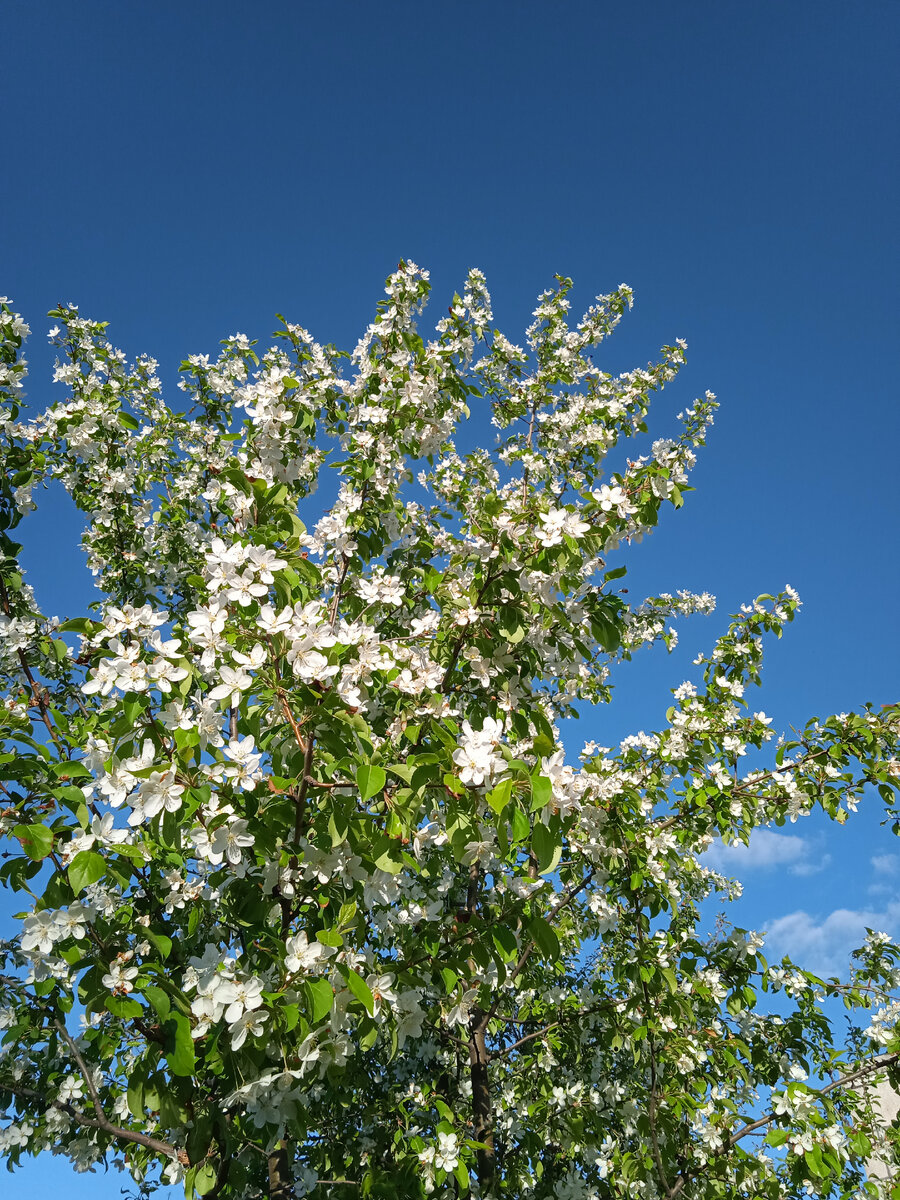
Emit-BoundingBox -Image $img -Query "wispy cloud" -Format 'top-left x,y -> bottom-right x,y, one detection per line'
764,900 -> 900,978
787,854 -> 832,878
872,854 -> 899,876
703,830 -> 827,876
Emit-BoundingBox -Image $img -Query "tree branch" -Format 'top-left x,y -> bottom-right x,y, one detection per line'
728,1051 -> 900,1150
2,1077 -> 180,1161
0,571 -> 63,747
54,1020 -> 106,1124
634,913 -> 672,1195
277,690 -> 308,755
664,1051 -> 900,1199
482,870 -> 595,1027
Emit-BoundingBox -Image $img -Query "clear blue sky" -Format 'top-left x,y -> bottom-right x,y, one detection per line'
3,2 -> 899,1194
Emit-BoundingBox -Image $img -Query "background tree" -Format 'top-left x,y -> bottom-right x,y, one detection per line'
0,266 -> 898,1199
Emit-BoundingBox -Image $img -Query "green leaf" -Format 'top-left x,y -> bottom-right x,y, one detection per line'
486,778 -> 512,814
510,805 -> 530,843
52,760 -> 93,780
53,784 -> 89,810
219,467 -> 251,495
281,1003 -> 301,1031
498,604 -> 526,644
325,802 -> 350,848
145,929 -> 173,960
766,1128 -> 789,1147
164,1012 -> 196,1076
127,1078 -> 144,1118
13,823 -> 54,861
316,928 -> 343,947
193,1162 -> 218,1196
530,775 -> 552,811
356,764 -> 386,801
68,850 -> 106,894
122,694 -> 147,726
345,967 -> 376,1015
528,916 -> 560,963
804,1143 -> 825,1177
531,822 -> 562,875
442,771 -> 465,795
454,1159 -> 470,1190
186,1112 -> 214,1166
106,994 -> 143,1019
142,984 -> 171,1021
532,731 -> 555,757
492,925 -> 519,961
372,835 -> 404,874
56,617 -> 96,635
592,616 -> 621,652
304,977 -> 334,1023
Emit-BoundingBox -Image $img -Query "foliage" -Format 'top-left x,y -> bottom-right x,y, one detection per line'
0,266 -> 898,1199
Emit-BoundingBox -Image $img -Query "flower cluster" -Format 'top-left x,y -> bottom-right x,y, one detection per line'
0,270 -> 897,1200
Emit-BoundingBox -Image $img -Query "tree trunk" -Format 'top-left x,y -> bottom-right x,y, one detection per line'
267,1143 -> 295,1200
469,1010 -> 495,1192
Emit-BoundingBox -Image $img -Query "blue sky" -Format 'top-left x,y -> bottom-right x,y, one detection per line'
3,1 -> 899,1193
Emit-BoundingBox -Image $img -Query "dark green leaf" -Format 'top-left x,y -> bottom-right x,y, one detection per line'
345,967 -> 375,1016
528,917 -> 560,963
68,850 -> 106,894
164,1012 -> 196,1076
13,823 -> 53,861
304,977 -> 334,1023
357,764 -> 386,801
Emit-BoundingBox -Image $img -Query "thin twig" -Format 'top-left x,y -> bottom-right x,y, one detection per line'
0,572 -> 63,747
54,1020 -> 106,1123
481,870 -> 595,1027
3,1075 -> 179,1161
277,689 -> 308,754
633,906 -> 671,1195
664,1052 -> 900,1199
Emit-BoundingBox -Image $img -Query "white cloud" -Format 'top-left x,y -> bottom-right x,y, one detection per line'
764,900 -> 900,978
788,853 -> 832,878
872,854 -> 899,876
703,830 -> 826,876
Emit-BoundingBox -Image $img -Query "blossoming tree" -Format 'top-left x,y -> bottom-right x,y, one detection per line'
0,265 -> 899,1200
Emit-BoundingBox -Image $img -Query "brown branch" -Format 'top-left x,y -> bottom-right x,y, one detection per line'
0,572 -> 62,747
267,1141 -> 295,1200
329,553 -> 352,631
54,1020 -> 106,1124
50,1020 -> 183,1158
292,737 -> 316,848
654,748 -> 831,834
439,565 -> 500,693
492,1020 -> 565,1060
728,1052 -> 900,1150
481,869 -> 595,1028
277,690 -> 309,755
466,862 -> 480,914
2,1076 -> 179,1161
634,912 -> 671,1195
468,1009 -> 495,1189
664,1052 -> 900,1199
